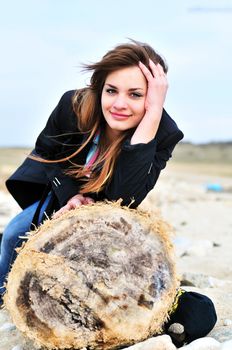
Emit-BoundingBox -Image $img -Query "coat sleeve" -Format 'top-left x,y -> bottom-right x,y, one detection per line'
104,110 -> 184,208
34,90 -> 83,207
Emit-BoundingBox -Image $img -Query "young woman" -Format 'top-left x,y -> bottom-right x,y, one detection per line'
0,40 -> 216,346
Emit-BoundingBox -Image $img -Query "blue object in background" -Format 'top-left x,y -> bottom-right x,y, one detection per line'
206,183 -> 224,192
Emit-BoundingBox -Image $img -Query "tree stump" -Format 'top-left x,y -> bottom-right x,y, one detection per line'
4,202 -> 179,349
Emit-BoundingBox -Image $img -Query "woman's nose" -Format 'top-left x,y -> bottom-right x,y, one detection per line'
112,95 -> 128,109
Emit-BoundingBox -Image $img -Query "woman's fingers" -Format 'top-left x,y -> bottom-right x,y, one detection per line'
84,197 -> 95,204
139,60 -> 167,82
149,60 -> 165,77
138,59 -> 168,112
139,61 -> 153,81
69,195 -> 94,206
52,195 -> 94,219
68,198 -> 82,208
148,59 -> 161,77
156,62 -> 166,76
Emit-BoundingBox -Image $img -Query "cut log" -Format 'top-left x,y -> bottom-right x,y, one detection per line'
4,202 -> 179,349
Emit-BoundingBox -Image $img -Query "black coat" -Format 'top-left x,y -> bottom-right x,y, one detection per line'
6,90 -> 184,213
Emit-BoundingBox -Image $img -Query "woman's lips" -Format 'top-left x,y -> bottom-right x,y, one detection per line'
110,111 -> 132,120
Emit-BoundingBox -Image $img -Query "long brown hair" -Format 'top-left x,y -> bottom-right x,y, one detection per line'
31,40 -> 168,194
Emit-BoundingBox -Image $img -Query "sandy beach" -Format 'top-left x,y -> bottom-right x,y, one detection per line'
0,145 -> 232,349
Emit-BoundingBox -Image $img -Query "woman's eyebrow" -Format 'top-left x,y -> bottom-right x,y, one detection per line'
128,87 -> 144,92
105,83 -> 117,89
105,83 -> 144,91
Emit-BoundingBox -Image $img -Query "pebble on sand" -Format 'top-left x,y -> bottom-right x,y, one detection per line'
11,346 -> 23,350
178,337 -> 220,349
123,335 -> 176,350
220,339 -> 232,349
223,319 -> 232,326
0,322 -> 16,331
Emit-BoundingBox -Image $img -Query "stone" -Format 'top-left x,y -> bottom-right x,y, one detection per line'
0,322 -> 16,331
185,239 -> 214,257
168,323 -> 185,334
221,339 -> 232,349
125,335 -> 176,349
181,273 -> 228,289
223,319 -> 232,326
0,309 -> 10,324
0,311 -> 25,350
173,238 -> 215,258
172,236 -> 192,258
11,346 -> 23,350
178,337 -> 220,349
209,325 -> 232,343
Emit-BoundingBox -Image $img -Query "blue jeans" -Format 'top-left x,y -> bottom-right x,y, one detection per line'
0,193 -> 51,298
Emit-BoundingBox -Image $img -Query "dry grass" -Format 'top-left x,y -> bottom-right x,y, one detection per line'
173,142 -> 232,164
170,142 -> 232,177
168,162 -> 232,178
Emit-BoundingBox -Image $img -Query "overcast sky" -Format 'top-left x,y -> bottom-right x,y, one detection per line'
0,0 -> 231,146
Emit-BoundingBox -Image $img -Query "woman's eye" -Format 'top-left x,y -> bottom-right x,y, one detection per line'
106,88 -> 116,94
131,92 -> 142,98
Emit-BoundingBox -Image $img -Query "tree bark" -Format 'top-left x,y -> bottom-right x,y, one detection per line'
4,202 -> 179,349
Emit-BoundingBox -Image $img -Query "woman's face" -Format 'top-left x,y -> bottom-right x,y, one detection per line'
101,66 -> 147,141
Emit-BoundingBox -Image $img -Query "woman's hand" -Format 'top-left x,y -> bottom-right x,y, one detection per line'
53,194 -> 94,219
130,60 -> 168,145
139,59 -> 168,114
